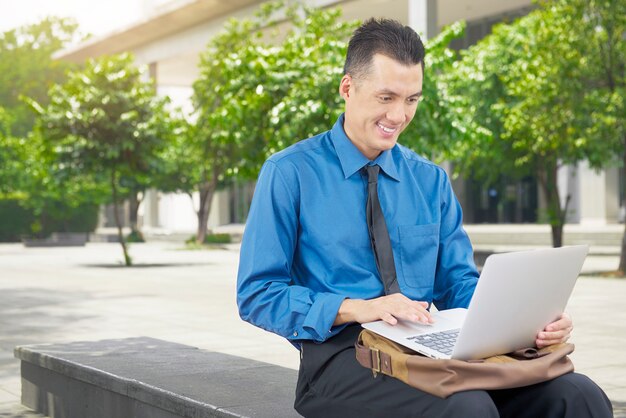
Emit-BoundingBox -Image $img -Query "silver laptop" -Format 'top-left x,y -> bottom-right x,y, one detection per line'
362,245 -> 589,360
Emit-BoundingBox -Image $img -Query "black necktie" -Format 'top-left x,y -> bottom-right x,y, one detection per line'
365,165 -> 400,295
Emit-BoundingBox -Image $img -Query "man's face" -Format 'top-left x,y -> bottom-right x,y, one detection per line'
339,54 -> 423,160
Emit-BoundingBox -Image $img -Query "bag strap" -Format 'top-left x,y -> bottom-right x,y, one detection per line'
355,339 -> 393,375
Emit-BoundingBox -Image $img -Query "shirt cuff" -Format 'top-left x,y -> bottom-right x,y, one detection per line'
301,292 -> 347,342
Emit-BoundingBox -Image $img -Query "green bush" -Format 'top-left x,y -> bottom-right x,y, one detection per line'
0,198 -> 99,242
37,201 -> 99,236
0,199 -> 36,242
204,233 -> 231,244
185,233 -> 232,245
126,230 -> 145,243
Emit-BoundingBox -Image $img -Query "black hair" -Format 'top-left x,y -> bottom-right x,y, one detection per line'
343,18 -> 425,79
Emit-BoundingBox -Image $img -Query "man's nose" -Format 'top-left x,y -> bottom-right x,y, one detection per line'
386,103 -> 406,124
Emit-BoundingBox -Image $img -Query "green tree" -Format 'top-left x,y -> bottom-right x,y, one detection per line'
187,2 -> 355,243
583,0 -> 626,272
33,53 -> 171,265
190,15 -> 269,243
0,107 -> 27,197
2,105 -> 105,238
445,0 -> 624,247
0,17 -> 79,136
265,5 -> 357,156
0,18 -> 91,239
400,21 -> 491,160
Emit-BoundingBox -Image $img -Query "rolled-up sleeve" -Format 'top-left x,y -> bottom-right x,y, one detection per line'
236,161 -> 346,342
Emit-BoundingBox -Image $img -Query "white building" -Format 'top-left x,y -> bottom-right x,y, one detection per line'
54,0 -> 622,233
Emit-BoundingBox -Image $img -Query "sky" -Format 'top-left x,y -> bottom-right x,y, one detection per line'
0,0 -> 143,37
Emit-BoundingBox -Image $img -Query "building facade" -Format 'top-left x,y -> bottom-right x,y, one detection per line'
55,0 -> 622,233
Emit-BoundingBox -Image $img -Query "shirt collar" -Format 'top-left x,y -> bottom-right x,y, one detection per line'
330,114 -> 400,181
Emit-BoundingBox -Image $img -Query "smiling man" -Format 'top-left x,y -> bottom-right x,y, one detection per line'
341,53 -> 423,160
236,18 -> 611,417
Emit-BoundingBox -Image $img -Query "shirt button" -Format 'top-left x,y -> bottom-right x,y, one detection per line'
293,331 -> 298,337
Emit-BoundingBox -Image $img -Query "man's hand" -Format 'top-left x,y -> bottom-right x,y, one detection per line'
334,294 -> 433,326
536,312 -> 573,348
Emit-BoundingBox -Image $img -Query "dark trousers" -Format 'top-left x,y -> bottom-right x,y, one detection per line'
294,325 -> 613,418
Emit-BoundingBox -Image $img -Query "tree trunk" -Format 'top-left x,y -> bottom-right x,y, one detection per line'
618,144 -> 626,274
111,170 -> 132,266
537,160 -> 570,248
551,224 -> 564,249
196,175 -> 218,244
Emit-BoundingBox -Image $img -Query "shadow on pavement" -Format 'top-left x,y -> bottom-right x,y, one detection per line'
0,288 -> 98,380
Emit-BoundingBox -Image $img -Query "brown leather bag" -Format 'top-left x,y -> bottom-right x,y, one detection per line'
355,329 -> 575,398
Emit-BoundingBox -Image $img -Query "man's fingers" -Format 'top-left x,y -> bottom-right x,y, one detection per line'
537,336 -> 569,348
545,313 -> 572,332
381,311 -> 398,325
396,302 -> 433,324
537,326 -> 573,347
361,294 -> 434,325
416,302 -> 434,323
539,329 -> 571,341
538,312 -> 573,347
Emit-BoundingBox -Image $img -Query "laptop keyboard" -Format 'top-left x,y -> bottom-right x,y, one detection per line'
406,329 -> 460,356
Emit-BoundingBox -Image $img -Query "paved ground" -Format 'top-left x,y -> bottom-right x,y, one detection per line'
0,241 -> 625,417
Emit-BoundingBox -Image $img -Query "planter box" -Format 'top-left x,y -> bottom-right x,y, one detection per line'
23,232 -> 89,247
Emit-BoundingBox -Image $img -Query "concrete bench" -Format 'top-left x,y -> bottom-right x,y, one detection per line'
14,337 -> 301,418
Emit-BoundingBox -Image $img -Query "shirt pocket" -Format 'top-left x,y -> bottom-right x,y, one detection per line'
396,223 -> 440,290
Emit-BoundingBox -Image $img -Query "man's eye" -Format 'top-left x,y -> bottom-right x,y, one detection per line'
380,96 -> 392,102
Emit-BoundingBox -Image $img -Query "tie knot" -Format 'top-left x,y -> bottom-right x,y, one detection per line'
366,165 -> 380,183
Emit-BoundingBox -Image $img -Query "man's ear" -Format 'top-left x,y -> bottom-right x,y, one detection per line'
339,74 -> 352,100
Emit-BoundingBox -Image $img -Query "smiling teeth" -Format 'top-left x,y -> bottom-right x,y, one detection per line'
378,123 -> 396,133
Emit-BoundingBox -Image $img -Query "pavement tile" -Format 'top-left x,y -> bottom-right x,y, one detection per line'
1,241 -> 625,417
0,388 -> 18,405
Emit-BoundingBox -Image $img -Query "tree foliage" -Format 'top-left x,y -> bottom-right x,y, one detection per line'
187,11 -> 269,243
182,2 -> 356,243
0,17 -> 80,136
444,0 -> 625,247
0,17 -> 98,238
0,108 -> 27,197
2,105 -> 106,236
34,53 -> 172,265
265,5 -> 356,156
401,21 -> 491,160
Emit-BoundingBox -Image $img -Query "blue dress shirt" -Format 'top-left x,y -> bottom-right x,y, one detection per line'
237,114 -> 479,344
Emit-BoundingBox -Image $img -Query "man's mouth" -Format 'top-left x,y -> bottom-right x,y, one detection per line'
377,122 -> 398,134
